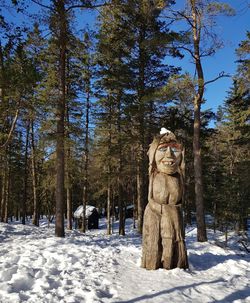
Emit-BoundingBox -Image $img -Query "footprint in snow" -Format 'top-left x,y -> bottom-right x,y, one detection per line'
8,270 -> 34,292
0,266 -> 18,282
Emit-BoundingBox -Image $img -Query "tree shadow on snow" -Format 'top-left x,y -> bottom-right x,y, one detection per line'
114,279 -> 225,303
214,287 -> 250,302
67,232 -> 142,250
188,252 -> 249,271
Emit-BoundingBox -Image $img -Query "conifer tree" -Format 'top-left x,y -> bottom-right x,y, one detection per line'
171,0 -> 234,241
206,32 -> 249,236
30,0 -> 107,237
77,31 -> 96,232
24,23 -> 47,226
128,0 -> 180,233
0,21 -> 39,222
96,0 -> 180,234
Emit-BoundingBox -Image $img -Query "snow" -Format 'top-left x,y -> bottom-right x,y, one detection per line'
73,205 -> 96,219
160,128 -> 171,135
0,219 -> 249,303
126,205 -> 134,210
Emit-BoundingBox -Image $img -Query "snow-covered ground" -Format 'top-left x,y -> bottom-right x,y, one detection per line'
0,218 -> 249,303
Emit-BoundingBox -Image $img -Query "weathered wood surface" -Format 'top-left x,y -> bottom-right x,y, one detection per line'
141,131 -> 188,270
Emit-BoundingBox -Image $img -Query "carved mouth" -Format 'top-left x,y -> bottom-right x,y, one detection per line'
163,160 -> 175,166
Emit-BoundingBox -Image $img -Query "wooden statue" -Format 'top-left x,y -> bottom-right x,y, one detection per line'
141,128 -> 188,270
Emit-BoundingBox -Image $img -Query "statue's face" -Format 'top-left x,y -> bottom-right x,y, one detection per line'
155,141 -> 182,175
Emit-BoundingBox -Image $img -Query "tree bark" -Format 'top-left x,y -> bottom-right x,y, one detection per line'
22,121 -> 30,225
117,93 -> 125,236
66,182 -> 72,230
4,163 -> 9,223
31,121 -> 39,226
107,183 -> 112,235
107,99 -> 112,235
191,0 -> 207,242
137,26 -> 147,235
0,150 -> 8,223
82,86 -> 90,233
136,158 -> 144,234
55,0 -> 67,237
193,100 -> 207,241
65,105 -> 72,230
0,41 -> 4,105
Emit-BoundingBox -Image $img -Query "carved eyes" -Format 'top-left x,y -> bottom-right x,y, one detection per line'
158,144 -> 182,154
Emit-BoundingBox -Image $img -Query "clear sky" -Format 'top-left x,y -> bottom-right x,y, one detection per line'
2,0 -> 250,116
169,0 -> 250,114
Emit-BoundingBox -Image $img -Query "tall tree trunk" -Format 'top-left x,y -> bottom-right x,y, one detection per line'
191,0 -> 207,241
55,0 -> 67,237
132,186 -> 136,229
117,94 -> 125,236
137,156 -> 145,234
137,27 -> 146,235
82,88 -> 90,233
1,149 -> 8,223
184,197 -> 192,227
31,121 -> 39,226
0,42 -> 6,222
107,99 -> 112,235
0,155 -> 6,222
4,163 -> 9,223
118,179 -> 125,236
65,56 -> 72,231
0,176 -> 3,221
22,121 -> 30,225
66,181 -> 72,230
137,120 -> 146,234
0,41 -> 4,106
130,145 -> 137,229
107,182 -> 112,235
111,189 -> 115,233
193,100 -> 207,241
65,109 -> 72,230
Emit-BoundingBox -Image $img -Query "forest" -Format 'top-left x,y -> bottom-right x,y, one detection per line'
0,0 -> 249,241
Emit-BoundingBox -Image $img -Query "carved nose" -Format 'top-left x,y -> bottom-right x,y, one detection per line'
165,146 -> 174,158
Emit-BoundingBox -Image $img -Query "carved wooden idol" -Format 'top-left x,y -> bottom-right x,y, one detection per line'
141,129 -> 188,270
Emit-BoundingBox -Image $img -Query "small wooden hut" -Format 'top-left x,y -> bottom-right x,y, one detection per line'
74,205 -> 99,230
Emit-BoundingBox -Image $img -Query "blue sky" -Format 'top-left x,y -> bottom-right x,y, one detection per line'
74,0 -> 250,117
2,0 -> 249,116
169,0 -> 250,113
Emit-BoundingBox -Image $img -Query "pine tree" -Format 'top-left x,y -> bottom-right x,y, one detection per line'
77,31 -> 96,233
96,0 -> 180,234
29,0 -> 107,237
171,0 -> 234,241
0,20 -> 40,222
207,31 -> 250,236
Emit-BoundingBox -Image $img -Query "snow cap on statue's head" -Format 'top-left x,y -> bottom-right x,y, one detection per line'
159,128 -> 177,143
160,127 -> 171,135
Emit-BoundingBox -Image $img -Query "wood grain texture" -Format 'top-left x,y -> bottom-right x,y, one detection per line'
141,132 -> 188,270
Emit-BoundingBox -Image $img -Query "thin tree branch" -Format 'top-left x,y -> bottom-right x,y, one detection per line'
30,0 -> 52,10
172,44 -> 196,60
66,2 -> 109,12
175,11 -> 194,28
200,49 -> 216,58
0,106 -> 20,149
30,0 -> 108,12
162,7 -> 194,28
204,72 -> 231,86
